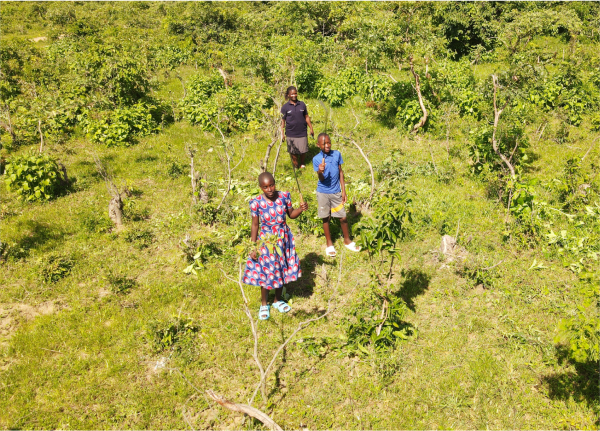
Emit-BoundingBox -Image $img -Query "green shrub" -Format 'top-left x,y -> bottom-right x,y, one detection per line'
355,187 -> 413,257
295,63 -> 323,96
468,124 -> 530,175
316,67 -> 366,106
555,271 -> 599,363
123,226 -> 155,249
591,113 -> 600,131
181,76 -> 270,133
148,316 -> 201,363
83,103 -> 159,147
4,153 -> 67,201
40,254 -> 74,283
344,296 -> 415,356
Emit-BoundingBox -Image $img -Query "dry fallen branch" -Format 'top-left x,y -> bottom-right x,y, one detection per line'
220,266 -> 266,402
221,250 -> 345,411
480,260 -> 505,271
206,390 -> 283,431
409,56 -> 428,134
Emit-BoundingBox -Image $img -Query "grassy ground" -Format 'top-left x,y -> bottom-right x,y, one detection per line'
2,77 -> 599,429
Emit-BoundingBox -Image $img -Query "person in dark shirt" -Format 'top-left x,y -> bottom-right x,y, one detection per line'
281,86 -> 314,169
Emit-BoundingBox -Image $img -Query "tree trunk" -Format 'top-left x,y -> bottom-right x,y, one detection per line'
109,195 -> 123,228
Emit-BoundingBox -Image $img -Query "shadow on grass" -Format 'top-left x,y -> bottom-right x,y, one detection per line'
394,268 -> 431,312
7,220 -> 64,259
541,346 -> 600,412
289,252 -> 325,299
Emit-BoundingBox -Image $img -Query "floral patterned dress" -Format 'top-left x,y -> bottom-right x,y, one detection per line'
243,191 -> 301,290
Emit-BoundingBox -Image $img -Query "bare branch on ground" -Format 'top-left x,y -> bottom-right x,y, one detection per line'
206,390 -> 283,431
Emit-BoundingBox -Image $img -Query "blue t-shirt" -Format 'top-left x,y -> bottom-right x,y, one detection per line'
313,150 -> 343,194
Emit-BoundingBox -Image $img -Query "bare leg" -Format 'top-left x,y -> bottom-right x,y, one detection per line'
274,287 -> 284,302
340,217 -> 352,245
299,153 -> 306,167
261,287 -> 269,306
290,153 -> 299,169
322,216 -> 334,247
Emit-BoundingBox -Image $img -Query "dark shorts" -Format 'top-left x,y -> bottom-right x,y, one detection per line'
316,192 -> 346,218
286,136 -> 308,155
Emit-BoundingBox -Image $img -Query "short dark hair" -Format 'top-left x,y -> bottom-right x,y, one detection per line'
285,86 -> 297,100
317,132 -> 330,142
258,171 -> 274,186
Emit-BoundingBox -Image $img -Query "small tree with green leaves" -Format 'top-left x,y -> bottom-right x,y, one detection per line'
4,153 -> 68,201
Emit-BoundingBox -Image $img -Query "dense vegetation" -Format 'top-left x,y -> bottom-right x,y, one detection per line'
1,2 -> 599,429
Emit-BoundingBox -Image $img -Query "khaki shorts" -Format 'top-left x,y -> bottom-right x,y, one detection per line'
317,192 -> 346,218
286,136 -> 308,155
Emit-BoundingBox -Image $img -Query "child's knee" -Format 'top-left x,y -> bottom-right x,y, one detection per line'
340,216 -> 348,223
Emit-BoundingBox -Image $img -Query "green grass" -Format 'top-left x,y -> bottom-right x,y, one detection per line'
1,58 -> 599,431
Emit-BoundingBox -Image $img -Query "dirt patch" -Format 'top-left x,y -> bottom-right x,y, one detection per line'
29,36 -> 47,42
0,301 -> 58,348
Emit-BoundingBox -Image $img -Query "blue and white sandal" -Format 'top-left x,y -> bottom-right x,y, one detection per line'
258,305 -> 270,320
272,300 -> 291,313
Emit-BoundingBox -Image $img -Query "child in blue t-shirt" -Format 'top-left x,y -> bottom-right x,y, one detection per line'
312,133 -> 361,257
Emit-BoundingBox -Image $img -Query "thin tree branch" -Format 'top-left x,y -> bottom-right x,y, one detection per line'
220,266 -> 266,402
409,56 -> 428,134
491,75 -> 515,177
206,390 -> 283,431
37,119 -> 44,154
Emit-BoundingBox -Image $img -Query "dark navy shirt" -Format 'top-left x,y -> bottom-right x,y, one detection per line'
281,100 -> 309,138
313,150 -> 343,194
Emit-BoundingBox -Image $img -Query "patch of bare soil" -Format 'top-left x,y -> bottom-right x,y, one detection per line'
0,301 -> 58,349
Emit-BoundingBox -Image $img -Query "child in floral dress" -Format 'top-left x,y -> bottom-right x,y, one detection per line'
244,172 -> 308,320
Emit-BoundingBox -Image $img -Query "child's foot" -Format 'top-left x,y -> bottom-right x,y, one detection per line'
258,305 -> 270,320
344,242 -> 361,252
325,245 -> 337,257
272,300 -> 291,313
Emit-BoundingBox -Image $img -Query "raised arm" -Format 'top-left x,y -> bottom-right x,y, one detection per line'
287,200 -> 308,219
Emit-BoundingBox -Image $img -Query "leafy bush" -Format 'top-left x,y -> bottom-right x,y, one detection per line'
552,158 -> 597,210
468,124 -> 530,175
344,296 -> 415,356
83,103 -> 159,147
4,153 -> 67,201
148,316 -> 201,363
181,74 -> 270,133
180,234 -> 221,275
316,67 -> 391,106
40,254 -> 74,283
555,271 -> 599,363
295,63 -> 323,96
123,226 -> 155,249
355,187 -> 413,256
